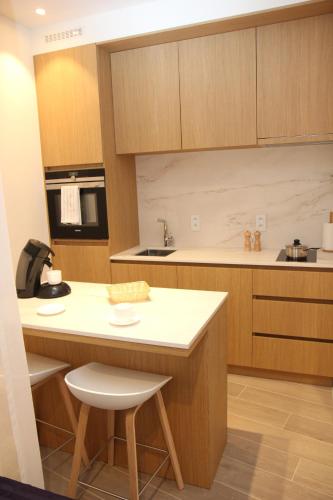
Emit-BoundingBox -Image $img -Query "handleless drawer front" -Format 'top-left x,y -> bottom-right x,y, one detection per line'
253,336 -> 333,377
253,269 -> 333,300
253,299 -> 333,340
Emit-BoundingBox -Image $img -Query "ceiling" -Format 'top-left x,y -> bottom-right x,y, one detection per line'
0,0 -> 152,28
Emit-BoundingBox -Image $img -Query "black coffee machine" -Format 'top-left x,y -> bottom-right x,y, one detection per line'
16,239 -> 71,299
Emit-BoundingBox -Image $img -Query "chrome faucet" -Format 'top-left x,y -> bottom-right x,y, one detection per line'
157,218 -> 174,247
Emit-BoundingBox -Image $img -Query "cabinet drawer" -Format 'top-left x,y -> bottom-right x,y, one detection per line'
253,299 -> 333,340
253,269 -> 333,300
253,336 -> 333,377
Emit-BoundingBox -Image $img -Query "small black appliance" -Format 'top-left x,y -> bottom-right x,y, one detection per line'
16,239 -> 71,299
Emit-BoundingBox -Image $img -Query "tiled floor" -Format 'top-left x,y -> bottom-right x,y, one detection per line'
43,374 -> 333,499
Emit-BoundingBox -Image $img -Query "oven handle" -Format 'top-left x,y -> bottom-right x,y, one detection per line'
46,181 -> 105,190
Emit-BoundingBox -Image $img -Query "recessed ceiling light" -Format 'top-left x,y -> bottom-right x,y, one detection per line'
35,7 -> 46,16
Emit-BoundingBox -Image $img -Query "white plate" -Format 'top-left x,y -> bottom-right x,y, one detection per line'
109,314 -> 141,326
37,303 -> 65,316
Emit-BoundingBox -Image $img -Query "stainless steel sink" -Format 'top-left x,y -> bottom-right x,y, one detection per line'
135,248 -> 176,257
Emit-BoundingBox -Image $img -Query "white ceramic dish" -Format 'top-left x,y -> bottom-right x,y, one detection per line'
37,303 -> 65,316
109,314 -> 141,326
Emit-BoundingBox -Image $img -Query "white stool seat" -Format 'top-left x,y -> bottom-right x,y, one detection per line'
65,362 -> 171,411
27,352 -> 70,386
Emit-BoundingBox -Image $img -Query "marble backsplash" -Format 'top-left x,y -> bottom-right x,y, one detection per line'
135,144 -> 333,249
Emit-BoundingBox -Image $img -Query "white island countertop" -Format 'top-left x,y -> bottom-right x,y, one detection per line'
111,246 -> 333,269
19,281 -> 227,350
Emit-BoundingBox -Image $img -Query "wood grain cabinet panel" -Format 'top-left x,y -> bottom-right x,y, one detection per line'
253,299 -> 333,340
111,43 -> 181,154
257,14 -> 333,141
179,29 -> 257,149
52,242 -> 110,283
253,269 -> 333,300
177,266 -> 252,367
110,263 -> 178,288
34,45 -> 103,167
253,336 -> 333,377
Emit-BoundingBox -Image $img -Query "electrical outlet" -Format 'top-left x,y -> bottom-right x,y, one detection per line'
191,215 -> 200,231
256,214 -> 266,232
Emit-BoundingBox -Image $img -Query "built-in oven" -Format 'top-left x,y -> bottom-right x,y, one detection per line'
45,168 -> 109,239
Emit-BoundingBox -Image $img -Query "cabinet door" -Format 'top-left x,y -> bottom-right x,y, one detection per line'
111,43 -> 181,154
111,263 -> 178,288
257,14 -> 333,141
34,45 -> 103,167
179,29 -> 256,149
177,266 -> 252,367
52,242 -> 110,283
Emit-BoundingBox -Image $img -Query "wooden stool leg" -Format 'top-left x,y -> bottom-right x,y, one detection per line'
55,373 -> 89,467
154,390 -> 184,490
67,403 -> 90,499
125,406 -> 140,500
107,410 -> 115,465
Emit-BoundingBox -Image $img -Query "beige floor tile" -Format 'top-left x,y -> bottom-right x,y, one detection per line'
228,375 -> 333,407
285,414 -> 333,444
239,387 -> 333,425
228,414 -> 333,467
224,433 -> 299,479
228,381 -> 246,397
149,474 -> 256,500
228,396 -> 290,428
293,458 -> 333,497
216,455 -> 332,500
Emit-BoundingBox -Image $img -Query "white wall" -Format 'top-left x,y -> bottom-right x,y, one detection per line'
0,15 -> 49,270
31,0 -> 307,54
136,144 -> 333,249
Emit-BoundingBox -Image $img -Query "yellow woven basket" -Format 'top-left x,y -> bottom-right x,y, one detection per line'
107,281 -> 150,303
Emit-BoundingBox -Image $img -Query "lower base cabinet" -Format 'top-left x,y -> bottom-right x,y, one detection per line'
253,335 -> 333,377
111,262 -> 178,288
177,265 -> 252,367
52,241 -> 111,283
111,262 -> 252,367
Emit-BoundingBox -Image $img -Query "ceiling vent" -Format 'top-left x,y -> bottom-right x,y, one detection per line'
45,28 -> 82,43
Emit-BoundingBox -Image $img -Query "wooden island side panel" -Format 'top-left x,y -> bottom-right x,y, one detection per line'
24,306 -> 227,488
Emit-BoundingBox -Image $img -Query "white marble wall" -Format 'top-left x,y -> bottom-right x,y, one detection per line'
136,144 -> 333,249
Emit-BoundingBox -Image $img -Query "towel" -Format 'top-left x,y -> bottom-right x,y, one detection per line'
60,185 -> 82,225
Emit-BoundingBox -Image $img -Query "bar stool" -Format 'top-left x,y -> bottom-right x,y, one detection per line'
64,362 -> 184,500
27,352 -> 88,465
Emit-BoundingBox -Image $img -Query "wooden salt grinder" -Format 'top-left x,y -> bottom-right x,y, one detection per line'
244,230 -> 252,251
254,230 -> 262,252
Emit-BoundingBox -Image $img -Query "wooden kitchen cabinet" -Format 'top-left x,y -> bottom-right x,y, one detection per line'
111,43 -> 181,154
257,14 -> 333,143
253,299 -> 333,341
179,29 -> 257,149
52,241 -> 110,283
252,268 -> 333,377
111,262 -> 178,288
177,265 -> 252,367
34,45 -> 103,167
253,268 -> 333,300
253,336 -> 333,378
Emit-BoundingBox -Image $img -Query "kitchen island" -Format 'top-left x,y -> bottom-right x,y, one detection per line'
20,282 -> 228,488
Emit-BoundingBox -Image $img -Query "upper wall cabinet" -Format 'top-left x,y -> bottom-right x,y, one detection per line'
257,14 -> 333,143
111,43 -> 181,154
34,45 -> 103,167
179,29 -> 257,149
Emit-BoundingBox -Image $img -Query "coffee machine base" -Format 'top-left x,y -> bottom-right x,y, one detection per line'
37,282 -> 71,299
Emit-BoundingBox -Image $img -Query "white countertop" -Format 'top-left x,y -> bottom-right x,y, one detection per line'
110,246 -> 333,269
19,281 -> 227,350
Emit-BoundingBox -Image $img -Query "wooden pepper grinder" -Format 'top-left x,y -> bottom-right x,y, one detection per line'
244,230 -> 252,251
254,230 -> 262,252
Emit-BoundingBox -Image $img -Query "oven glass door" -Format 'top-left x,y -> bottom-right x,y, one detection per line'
47,187 -> 108,239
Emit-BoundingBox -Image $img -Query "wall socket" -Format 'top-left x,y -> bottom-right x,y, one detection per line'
191,215 -> 200,231
256,214 -> 267,231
